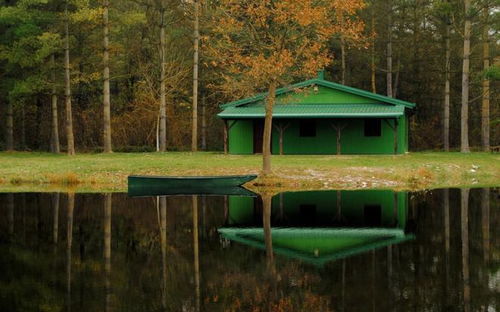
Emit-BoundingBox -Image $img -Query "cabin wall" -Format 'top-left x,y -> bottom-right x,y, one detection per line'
271,119 -> 337,154
270,116 -> 408,155
227,116 -> 409,155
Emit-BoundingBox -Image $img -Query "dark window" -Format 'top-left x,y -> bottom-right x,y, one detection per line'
364,119 -> 381,137
364,204 -> 381,226
300,204 -> 317,225
300,120 -> 316,137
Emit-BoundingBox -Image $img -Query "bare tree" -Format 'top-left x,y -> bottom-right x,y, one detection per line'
103,0 -> 112,153
64,1 -> 75,155
370,1 -> 376,93
444,19 -> 451,151
159,1 -> 167,152
51,54 -> 60,153
191,0 -> 199,152
481,4 -> 490,151
460,0 -> 471,152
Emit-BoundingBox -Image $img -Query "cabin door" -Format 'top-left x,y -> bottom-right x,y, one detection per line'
253,120 -> 264,153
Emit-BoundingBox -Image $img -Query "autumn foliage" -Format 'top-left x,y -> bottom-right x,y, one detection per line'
207,0 -> 366,173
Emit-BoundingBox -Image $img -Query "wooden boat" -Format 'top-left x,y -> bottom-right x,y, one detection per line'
128,174 -> 257,197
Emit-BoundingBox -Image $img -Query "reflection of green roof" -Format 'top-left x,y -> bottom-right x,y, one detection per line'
218,103 -> 405,119
218,227 -> 414,267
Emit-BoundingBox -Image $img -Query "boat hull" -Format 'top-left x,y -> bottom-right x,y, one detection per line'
127,175 -> 257,197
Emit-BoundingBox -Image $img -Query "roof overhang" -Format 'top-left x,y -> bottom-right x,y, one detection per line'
218,103 -> 405,119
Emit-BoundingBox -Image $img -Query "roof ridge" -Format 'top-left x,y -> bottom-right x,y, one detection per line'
220,78 -> 415,109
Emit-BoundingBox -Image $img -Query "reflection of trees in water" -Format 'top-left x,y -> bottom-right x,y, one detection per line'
0,190 -> 497,311
67,193 -> 74,312
104,193 -> 112,312
461,188 -> 470,312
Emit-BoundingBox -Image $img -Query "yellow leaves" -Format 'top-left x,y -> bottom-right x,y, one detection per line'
70,7 -> 103,24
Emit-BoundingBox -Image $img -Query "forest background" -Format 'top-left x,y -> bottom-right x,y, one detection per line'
0,0 -> 498,154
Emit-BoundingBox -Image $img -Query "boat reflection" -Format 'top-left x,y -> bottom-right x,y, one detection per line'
219,190 -> 415,266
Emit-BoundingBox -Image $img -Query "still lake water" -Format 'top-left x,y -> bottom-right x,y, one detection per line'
0,189 -> 498,312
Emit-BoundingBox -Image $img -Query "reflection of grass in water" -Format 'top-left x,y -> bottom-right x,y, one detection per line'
0,151 -> 498,192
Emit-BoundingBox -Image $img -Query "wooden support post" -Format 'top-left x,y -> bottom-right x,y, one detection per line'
394,119 -> 399,154
330,121 -> 347,155
273,121 -> 290,155
223,120 -> 228,154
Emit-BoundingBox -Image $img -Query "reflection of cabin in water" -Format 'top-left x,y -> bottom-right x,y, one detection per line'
218,72 -> 416,155
218,190 -> 415,266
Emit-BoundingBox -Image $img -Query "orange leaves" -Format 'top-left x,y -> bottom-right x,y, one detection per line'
274,0 -> 328,28
206,0 -> 367,95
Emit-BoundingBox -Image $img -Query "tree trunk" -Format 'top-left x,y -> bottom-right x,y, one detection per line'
386,0 -> 393,98
191,0 -> 199,152
64,2 -> 75,155
159,5 -> 167,152
223,120 -> 228,154
341,35 -> 346,85
262,81 -> 276,175
104,193 -> 112,312
22,105 -> 26,150
460,0 -> 471,153
370,3 -> 376,94
102,0 -> 112,153
6,100 -> 13,151
393,51 -> 401,97
444,23 -> 451,151
51,54 -> 60,153
201,96 -> 207,150
481,6 -> 490,151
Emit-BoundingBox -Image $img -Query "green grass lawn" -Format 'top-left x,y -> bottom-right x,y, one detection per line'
0,151 -> 498,192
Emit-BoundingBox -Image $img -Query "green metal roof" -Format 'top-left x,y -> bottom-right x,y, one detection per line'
220,78 -> 416,109
218,227 -> 415,267
218,103 -> 405,119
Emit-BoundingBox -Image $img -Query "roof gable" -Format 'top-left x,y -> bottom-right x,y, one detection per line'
221,78 -> 416,109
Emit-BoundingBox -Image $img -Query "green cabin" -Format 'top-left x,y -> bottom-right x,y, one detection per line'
218,74 -> 416,155
219,190 -> 415,266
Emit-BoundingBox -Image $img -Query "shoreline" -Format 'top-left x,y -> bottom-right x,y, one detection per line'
0,151 -> 498,193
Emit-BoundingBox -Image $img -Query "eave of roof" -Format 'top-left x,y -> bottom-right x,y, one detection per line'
220,78 -> 416,109
218,103 -> 405,119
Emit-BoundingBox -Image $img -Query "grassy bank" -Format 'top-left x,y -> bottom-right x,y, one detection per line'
0,151 -> 498,192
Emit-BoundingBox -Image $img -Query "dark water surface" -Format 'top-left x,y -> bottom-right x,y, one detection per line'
0,189 -> 498,311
